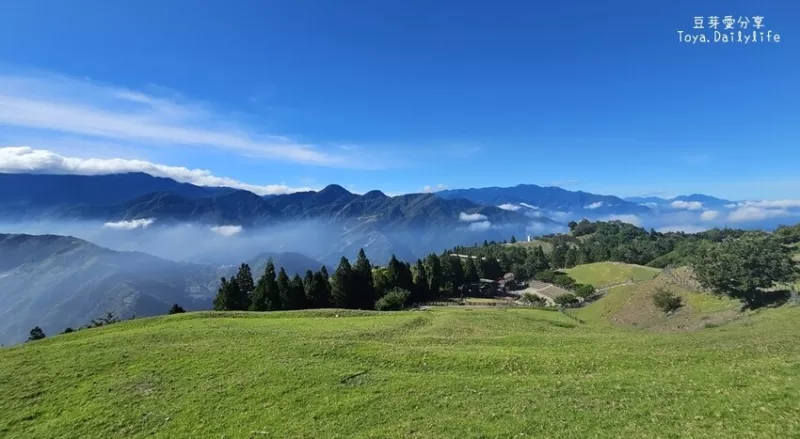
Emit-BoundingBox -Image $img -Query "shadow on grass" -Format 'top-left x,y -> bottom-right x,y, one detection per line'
737,289 -> 792,311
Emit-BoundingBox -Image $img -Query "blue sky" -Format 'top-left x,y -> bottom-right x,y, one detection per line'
0,0 -> 797,199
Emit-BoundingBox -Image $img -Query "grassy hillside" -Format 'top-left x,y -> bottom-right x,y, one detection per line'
564,261 -> 661,288
2,306 -> 800,438
572,273 -> 742,331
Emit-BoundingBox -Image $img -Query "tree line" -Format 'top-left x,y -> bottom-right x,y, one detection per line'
213,249 -> 462,312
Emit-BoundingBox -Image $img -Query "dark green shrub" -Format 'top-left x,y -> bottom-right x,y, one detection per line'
573,283 -> 597,299
652,288 -> 682,313
168,304 -> 186,314
553,293 -> 579,307
27,326 -> 46,341
375,289 -> 410,311
521,292 -> 546,307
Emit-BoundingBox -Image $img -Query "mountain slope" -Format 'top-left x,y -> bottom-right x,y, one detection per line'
437,184 -> 651,215
0,233 -> 218,345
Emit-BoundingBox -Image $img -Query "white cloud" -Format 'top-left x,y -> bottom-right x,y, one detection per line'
584,201 -> 604,210
210,225 -> 243,237
468,220 -> 492,231
0,146 -> 313,195
519,202 -> 539,209
459,212 -> 488,222
0,71 -> 374,168
736,200 -> 800,209
699,210 -> 720,221
670,200 -> 704,210
640,202 -> 659,208
728,206 -> 789,222
497,203 -> 522,211
723,200 -> 800,222
600,214 -> 642,226
423,184 -> 448,193
103,218 -> 155,230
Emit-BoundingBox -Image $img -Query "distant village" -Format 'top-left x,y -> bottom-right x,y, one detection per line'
447,248 -> 573,307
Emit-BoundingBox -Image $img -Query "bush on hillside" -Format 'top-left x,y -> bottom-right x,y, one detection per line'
652,288 -> 682,313
169,304 -> 186,314
27,326 -> 46,342
375,289 -> 410,311
553,293 -> 579,307
573,283 -> 597,299
521,292 -> 546,307
61,327 -> 75,334
85,311 -> 121,329
553,274 -> 576,289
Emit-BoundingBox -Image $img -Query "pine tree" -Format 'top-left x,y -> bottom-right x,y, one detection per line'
320,265 -> 330,281
303,270 -> 316,307
277,268 -> 291,310
250,259 -> 280,311
27,326 -> 45,342
213,277 -> 246,311
478,257 -> 503,280
510,235 -> 517,244
550,244 -> 568,269
412,259 -> 430,303
440,254 -> 454,293
235,263 -> 255,303
305,269 -> 330,308
445,254 -> 466,293
578,245 -> 592,265
533,246 -> 549,271
373,267 -> 391,298
287,274 -> 307,309
213,277 -> 228,311
331,256 -> 355,308
354,248 -> 376,309
565,247 -> 578,268
464,258 -> 479,283
314,270 -> 332,307
387,255 -> 414,292
213,277 -> 231,310
425,253 -> 443,295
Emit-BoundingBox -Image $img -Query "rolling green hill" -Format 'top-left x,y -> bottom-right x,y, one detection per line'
2,305 -> 800,438
572,272 -> 742,331
564,261 -> 661,288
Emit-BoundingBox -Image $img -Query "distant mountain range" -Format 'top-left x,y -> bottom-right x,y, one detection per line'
0,173 -> 554,265
0,233 -> 326,346
437,184 -> 651,216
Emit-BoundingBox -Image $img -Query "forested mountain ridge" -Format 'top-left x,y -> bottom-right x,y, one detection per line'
0,173 -> 544,228
437,184 -> 651,215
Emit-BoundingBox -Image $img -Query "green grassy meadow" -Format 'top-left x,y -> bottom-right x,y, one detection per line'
2,296 -> 800,438
565,261 -> 661,288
